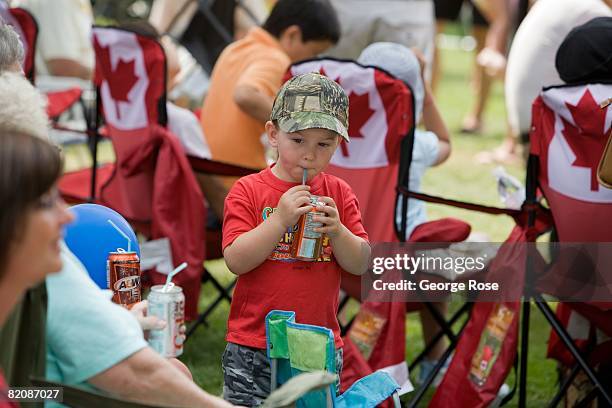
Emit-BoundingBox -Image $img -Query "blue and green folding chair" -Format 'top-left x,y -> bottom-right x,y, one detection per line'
265,310 -> 401,408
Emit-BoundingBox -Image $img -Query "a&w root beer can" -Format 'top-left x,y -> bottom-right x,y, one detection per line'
107,250 -> 141,308
147,284 -> 185,357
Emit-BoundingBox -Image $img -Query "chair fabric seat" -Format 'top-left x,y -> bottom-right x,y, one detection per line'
59,164 -> 114,204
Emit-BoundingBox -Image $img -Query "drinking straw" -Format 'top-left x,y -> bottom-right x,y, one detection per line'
302,168 -> 307,185
108,219 -> 131,252
163,262 -> 188,292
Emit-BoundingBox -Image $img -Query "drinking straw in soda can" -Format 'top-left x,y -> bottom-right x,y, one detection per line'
107,219 -> 131,252
163,262 -> 188,292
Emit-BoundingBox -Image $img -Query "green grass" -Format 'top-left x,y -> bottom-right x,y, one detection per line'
64,46 -> 560,405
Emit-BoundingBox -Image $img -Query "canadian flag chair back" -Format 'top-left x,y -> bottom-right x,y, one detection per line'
91,27 -> 206,320
92,26 -> 167,221
287,59 -> 415,243
530,83 -> 612,242
530,83 -> 612,366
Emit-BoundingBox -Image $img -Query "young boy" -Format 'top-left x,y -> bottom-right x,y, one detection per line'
222,73 -> 371,406
200,0 -> 341,179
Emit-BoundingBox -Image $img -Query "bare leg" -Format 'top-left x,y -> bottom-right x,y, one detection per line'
475,121 -> 522,164
461,25 -> 492,134
431,21 -> 446,94
195,173 -> 228,221
419,301 -> 449,361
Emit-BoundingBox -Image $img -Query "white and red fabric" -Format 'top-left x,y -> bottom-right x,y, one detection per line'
530,84 -> 612,241
529,83 -> 612,367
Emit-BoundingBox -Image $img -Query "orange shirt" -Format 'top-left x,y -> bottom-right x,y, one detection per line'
200,27 -> 290,174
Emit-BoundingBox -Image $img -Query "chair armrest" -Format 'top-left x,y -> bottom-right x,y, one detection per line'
30,378 -> 168,408
187,156 -> 260,177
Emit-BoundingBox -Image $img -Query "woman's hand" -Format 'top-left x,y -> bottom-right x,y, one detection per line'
130,300 -> 166,331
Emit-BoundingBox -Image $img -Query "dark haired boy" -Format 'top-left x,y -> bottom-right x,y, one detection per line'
199,0 -> 341,186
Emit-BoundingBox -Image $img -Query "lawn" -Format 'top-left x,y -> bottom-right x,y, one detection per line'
63,46 -> 560,405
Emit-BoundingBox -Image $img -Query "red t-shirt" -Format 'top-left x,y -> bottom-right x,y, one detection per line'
223,167 -> 369,349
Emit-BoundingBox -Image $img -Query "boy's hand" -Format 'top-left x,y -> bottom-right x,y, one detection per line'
275,185 -> 313,229
312,196 -> 345,239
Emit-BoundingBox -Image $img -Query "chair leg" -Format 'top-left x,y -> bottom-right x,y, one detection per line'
207,272 -> 234,303
534,294 -> 612,406
270,359 -> 278,392
392,391 -> 401,408
337,293 -> 352,335
575,387 -> 599,408
407,312 -> 471,408
409,302 -> 472,372
186,271 -> 236,339
518,298 -> 531,408
547,363 -> 581,408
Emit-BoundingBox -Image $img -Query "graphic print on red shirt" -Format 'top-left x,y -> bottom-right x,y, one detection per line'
223,166 -> 368,349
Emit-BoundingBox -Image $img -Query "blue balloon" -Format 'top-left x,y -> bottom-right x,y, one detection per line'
64,204 -> 140,289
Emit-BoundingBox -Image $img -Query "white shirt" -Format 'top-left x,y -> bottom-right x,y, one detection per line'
15,0 -> 94,76
396,129 -> 440,239
505,0 -> 611,135
166,102 -> 212,159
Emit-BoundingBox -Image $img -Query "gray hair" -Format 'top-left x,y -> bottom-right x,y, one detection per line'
0,23 -> 25,72
0,72 -> 49,139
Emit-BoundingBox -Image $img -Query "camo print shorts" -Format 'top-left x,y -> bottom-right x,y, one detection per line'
222,342 -> 343,407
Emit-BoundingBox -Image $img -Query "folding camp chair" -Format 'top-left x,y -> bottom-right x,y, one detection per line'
265,310 -> 401,408
518,82 -> 612,406
286,58 -> 474,397
58,26 -> 257,322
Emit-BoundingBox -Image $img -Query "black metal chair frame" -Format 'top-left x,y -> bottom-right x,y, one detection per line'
516,155 -> 612,407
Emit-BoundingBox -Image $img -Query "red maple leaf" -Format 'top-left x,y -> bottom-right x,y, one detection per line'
318,66 -> 341,85
563,89 -> 610,191
340,90 -> 375,157
95,41 -> 139,120
316,66 -> 376,156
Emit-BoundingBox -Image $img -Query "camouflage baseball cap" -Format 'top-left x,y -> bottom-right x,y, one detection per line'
270,72 -> 349,142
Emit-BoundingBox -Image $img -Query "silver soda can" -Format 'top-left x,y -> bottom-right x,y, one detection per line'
147,284 -> 185,357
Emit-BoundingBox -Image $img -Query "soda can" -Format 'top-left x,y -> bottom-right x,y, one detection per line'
291,195 -> 325,261
147,284 -> 185,357
106,250 -> 141,308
